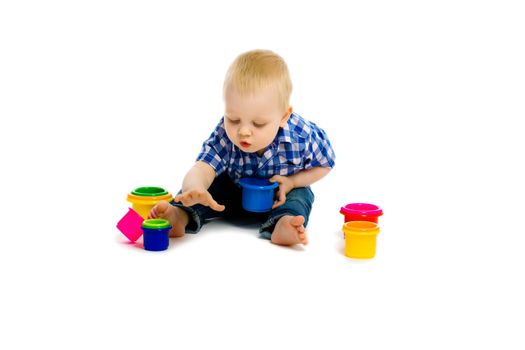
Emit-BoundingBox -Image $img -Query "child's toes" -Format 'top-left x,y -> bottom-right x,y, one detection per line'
298,232 -> 308,245
290,216 -> 305,227
147,209 -> 155,219
150,201 -> 169,219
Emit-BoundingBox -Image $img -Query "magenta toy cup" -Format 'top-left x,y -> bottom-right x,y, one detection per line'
116,208 -> 145,242
340,203 -> 383,223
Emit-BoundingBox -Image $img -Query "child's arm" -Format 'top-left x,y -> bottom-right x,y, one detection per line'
270,167 -> 331,208
174,161 -> 225,211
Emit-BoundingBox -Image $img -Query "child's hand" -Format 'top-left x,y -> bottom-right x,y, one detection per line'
269,175 -> 295,209
174,189 -> 225,212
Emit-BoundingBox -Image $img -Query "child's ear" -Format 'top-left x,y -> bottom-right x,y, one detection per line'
279,106 -> 293,127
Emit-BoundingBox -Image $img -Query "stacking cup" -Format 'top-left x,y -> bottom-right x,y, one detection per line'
239,178 -> 278,212
342,221 -> 380,259
127,186 -> 173,219
340,203 -> 383,223
142,219 -> 171,251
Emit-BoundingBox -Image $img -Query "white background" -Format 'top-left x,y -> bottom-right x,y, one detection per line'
1,0 -> 524,349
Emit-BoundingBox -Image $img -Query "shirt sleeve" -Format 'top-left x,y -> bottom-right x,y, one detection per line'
304,124 -> 336,169
195,118 -> 231,176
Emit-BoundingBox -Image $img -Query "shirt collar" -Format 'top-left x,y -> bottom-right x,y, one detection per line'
275,117 -> 294,145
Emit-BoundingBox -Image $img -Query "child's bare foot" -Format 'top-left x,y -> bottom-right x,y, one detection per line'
271,215 -> 308,246
148,201 -> 189,237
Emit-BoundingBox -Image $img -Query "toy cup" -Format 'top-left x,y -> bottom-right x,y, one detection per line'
116,208 -> 145,242
142,219 -> 171,251
239,178 -> 279,212
342,221 -> 380,259
127,186 -> 173,219
340,203 -> 383,223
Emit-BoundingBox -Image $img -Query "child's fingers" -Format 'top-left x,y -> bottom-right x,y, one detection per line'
205,200 -> 224,211
278,189 -> 286,204
272,194 -> 286,208
175,194 -> 189,205
269,175 -> 283,184
205,194 -> 225,212
210,202 -> 226,212
147,207 -> 155,219
276,185 -> 286,202
272,199 -> 284,209
175,192 -> 193,203
177,194 -> 196,207
174,190 -> 226,212
175,190 -> 202,205
272,186 -> 285,208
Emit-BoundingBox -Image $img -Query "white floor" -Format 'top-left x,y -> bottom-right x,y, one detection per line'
1,1 -> 524,349
2,169 -> 522,349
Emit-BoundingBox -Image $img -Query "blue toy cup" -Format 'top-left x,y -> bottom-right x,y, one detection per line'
142,219 -> 171,251
239,178 -> 279,212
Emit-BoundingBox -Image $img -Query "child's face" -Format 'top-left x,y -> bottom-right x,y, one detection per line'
224,85 -> 291,155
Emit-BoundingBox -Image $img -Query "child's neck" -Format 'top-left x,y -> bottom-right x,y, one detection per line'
256,148 -> 266,157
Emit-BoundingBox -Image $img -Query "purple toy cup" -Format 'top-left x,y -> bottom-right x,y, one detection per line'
116,208 -> 145,242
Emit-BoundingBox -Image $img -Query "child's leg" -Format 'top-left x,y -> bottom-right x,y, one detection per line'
259,187 -> 315,245
150,173 -> 241,235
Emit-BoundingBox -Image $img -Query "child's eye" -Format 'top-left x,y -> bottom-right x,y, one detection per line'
228,119 -> 240,124
253,122 -> 267,128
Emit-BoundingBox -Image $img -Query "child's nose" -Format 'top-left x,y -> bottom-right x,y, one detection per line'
239,126 -> 251,136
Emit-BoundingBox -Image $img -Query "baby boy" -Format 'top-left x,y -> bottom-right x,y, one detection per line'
149,49 -> 335,246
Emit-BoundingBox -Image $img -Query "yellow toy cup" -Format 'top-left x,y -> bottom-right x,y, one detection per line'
342,221 -> 380,259
127,187 -> 173,219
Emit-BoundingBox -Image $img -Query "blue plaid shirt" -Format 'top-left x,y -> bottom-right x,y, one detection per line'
196,112 -> 335,185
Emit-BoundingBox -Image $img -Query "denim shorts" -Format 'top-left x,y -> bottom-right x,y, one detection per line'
170,173 -> 315,239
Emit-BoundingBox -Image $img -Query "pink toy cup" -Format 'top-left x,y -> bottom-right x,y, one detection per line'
116,208 -> 145,242
340,203 -> 383,223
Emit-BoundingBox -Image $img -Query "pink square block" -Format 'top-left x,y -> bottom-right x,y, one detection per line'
117,208 -> 145,242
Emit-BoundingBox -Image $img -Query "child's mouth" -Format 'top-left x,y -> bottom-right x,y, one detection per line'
240,141 -> 251,148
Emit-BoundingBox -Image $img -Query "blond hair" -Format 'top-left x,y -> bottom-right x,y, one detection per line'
223,49 -> 292,111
